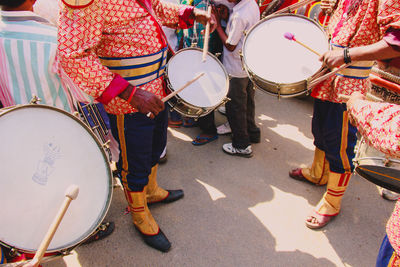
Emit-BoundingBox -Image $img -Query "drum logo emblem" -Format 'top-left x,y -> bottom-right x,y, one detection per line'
32,142 -> 61,186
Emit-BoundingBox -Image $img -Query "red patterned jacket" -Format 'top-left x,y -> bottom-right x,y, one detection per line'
58,0 -> 194,114
311,0 -> 400,103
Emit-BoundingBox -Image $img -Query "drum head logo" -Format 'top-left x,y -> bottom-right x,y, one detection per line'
32,142 -> 62,186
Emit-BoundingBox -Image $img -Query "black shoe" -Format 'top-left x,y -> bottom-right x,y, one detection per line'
149,189 -> 184,205
137,228 -> 171,252
159,153 -> 167,164
83,221 -> 115,245
163,189 -> 184,203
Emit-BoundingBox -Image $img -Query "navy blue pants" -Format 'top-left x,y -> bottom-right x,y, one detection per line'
376,235 -> 397,266
108,108 -> 168,191
312,99 -> 358,173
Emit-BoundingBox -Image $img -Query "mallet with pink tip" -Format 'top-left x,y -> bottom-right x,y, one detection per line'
284,32 -> 321,57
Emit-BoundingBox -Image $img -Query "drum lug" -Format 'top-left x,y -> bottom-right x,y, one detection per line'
73,111 -> 80,118
103,140 -> 111,150
30,95 -> 42,104
243,30 -> 247,36
9,247 -> 21,258
239,50 -> 245,71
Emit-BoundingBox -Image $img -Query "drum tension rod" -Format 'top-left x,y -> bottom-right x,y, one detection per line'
30,95 -> 42,104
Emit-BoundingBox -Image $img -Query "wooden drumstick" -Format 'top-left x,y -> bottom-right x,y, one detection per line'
161,72 -> 205,102
24,185 -> 79,267
202,6 -> 212,62
284,32 -> 321,57
308,63 -> 351,88
338,93 -> 383,102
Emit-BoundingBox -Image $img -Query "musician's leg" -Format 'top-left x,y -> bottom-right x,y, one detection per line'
246,80 -> 260,143
306,100 -> 357,229
108,112 -> 171,252
289,99 -> 329,185
225,77 -> 251,149
146,108 -> 184,204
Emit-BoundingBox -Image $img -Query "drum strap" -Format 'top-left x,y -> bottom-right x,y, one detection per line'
99,46 -> 168,87
370,74 -> 400,94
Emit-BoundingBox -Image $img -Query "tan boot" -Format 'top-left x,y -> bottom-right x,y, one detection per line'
316,171 -> 352,215
125,189 -> 171,252
306,171 -> 352,229
290,148 -> 329,185
146,164 -> 184,204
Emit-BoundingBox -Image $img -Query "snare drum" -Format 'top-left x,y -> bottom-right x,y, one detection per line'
242,14 -> 329,97
0,104 -> 113,253
354,138 -> 400,194
165,48 -> 229,118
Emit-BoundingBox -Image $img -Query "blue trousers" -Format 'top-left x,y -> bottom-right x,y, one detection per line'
108,108 -> 168,191
312,99 -> 358,173
376,235 -> 397,266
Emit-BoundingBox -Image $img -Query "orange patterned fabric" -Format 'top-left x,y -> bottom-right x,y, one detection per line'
311,0 -> 400,103
348,100 -> 400,256
58,0 -> 189,114
348,100 -> 400,158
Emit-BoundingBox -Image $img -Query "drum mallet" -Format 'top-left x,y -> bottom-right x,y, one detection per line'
23,185 -> 79,267
161,72 -> 205,102
202,6 -> 212,62
284,32 -> 321,57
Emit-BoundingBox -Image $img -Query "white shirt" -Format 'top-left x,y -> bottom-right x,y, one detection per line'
222,0 -> 259,77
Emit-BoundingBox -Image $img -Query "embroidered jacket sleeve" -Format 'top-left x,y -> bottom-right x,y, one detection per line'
378,0 -> 400,35
151,0 -> 194,28
348,100 -> 400,158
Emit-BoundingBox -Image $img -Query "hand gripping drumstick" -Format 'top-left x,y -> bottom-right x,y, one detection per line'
23,185 -> 79,267
202,6 -> 212,62
146,72 -> 205,117
284,32 -> 321,57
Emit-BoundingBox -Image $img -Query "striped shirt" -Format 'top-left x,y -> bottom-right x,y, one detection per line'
0,11 -> 75,112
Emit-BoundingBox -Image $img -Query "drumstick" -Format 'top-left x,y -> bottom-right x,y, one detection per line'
202,6 -> 212,62
274,0 -> 315,14
24,185 -> 79,267
284,32 -> 321,57
338,93 -> 383,102
162,72 -> 205,102
308,63 -> 351,89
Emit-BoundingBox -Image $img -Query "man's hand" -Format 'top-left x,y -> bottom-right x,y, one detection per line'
346,91 -> 366,125
192,8 -> 217,32
131,88 -> 164,118
319,49 -> 345,69
120,85 -> 164,118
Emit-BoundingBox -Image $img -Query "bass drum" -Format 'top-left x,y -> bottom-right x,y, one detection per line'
0,104 -> 113,253
242,14 -> 329,97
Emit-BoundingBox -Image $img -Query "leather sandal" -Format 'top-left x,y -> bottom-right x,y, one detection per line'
305,210 -> 335,229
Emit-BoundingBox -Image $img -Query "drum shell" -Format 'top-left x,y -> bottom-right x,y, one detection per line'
242,13 -> 328,97
0,104 -> 113,253
165,47 -> 229,118
354,139 -> 400,193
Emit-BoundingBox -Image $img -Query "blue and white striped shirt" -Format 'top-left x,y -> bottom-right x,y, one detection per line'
0,11 -> 74,112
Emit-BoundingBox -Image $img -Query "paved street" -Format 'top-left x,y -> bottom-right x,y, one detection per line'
45,90 -> 395,267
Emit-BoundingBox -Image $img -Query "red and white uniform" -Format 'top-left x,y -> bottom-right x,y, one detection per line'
58,0 -> 194,115
311,0 -> 400,102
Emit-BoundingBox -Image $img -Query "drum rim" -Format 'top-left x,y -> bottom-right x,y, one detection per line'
242,13 -> 329,93
0,104 -> 113,253
166,47 -> 230,108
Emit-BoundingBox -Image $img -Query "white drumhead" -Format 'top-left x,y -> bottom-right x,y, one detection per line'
0,105 -> 112,252
243,14 -> 328,84
167,48 -> 228,108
